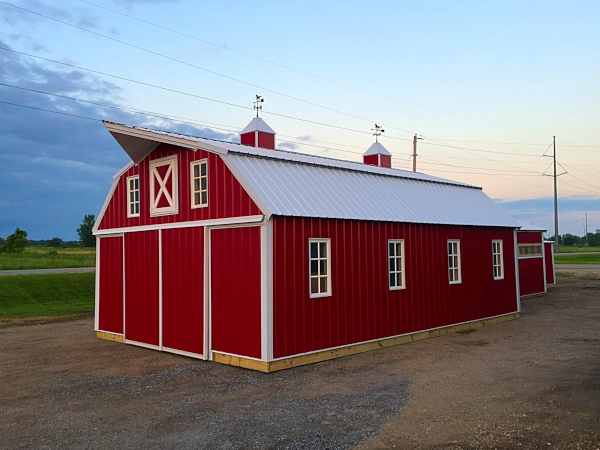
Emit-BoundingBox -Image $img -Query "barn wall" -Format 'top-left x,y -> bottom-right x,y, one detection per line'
98,144 -> 262,230
544,242 -> 555,285
98,236 -> 123,334
518,258 -> 546,296
517,231 -> 543,244
272,216 -> 518,359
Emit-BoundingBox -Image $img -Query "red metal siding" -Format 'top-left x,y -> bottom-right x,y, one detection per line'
517,231 -> 543,244
161,227 -> 205,355
98,144 -> 262,230
272,217 -> 518,359
544,242 -> 555,284
98,236 -> 123,334
124,231 -> 160,346
257,131 -> 275,150
363,155 -> 379,166
240,132 -> 255,147
210,226 -> 262,359
380,154 -> 392,168
518,257 -> 546,296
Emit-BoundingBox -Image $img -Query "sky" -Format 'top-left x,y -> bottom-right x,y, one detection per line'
0,0 -> 598,240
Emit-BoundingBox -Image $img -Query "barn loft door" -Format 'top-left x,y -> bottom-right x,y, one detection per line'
161,227 -> 205,358
210,226 -> 262,359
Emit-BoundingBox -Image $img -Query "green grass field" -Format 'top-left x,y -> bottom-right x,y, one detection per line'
554,253 -> 600,264
555,246 -> 600,253
0,272 -> 95,322
0,246 -> 96,270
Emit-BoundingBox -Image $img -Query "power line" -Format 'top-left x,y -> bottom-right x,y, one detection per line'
0,1 -> 418,136
417,157 -> 543,175
77,0 -> 552,137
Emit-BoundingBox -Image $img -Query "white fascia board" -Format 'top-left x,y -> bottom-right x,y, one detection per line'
104,121 -> 200,151
94,214 -> 264,235
113,161 -> 135,181
220,153 -> 273,219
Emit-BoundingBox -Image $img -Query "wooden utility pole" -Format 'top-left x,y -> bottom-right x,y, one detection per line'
553,136 -> 559,253
412,135 -> 422,172
583,213 -> 588,248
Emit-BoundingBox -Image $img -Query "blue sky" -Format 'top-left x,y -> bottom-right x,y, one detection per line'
0,0 -> 598,240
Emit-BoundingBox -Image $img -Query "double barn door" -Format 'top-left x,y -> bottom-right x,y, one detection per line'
100,226 -> 262,359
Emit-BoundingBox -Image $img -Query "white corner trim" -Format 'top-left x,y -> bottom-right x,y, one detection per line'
542,234 -> 547,293
94,236 -> 100,331
219,153 -> 273,219
514,229 -> 521,311
260,220 -> 274,361
94,215 -> 264,235
158,229 -> 163,350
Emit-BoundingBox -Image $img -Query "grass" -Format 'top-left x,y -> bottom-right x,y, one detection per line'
0,246 -> 96,270
556,246 -> 600,253
0,272 -> 95,325
554,253 -> 600,265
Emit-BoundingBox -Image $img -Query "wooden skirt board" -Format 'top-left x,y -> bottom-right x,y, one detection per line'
161,227 -> 205,356
124,230 -> 160,346
210,226 -> 262,359
98,236 -> 123,334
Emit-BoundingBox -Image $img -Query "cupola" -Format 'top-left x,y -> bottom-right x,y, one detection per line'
240,95 -> 276,150
362,124 -> 392,168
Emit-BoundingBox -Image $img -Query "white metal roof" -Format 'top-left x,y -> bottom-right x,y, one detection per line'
517,221 -> 547,232
103,121 -> 520,228
363,141 -> 392,157
240,117 -> 276,134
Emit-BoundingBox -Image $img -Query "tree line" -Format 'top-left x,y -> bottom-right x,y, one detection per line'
0,215 -> 96,253
547,230 -> 600,247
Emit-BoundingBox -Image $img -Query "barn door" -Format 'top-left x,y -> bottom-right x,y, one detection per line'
210,226 -> 262,359
161,227 -> 205,358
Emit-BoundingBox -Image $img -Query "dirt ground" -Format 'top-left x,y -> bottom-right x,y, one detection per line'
0,270 -> 598,450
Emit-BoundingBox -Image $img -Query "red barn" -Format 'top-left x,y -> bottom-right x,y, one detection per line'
93,118 -> 524,372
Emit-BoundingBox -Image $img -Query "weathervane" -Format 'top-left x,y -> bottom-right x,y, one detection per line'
254,95 -> 264,117
372,124 -> 385,142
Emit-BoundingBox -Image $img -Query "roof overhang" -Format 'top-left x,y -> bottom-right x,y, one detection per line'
103,121 -> 228,164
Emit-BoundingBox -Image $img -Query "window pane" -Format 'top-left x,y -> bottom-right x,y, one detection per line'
201,192 -> 207,204
453,242 -> 458,254
389,243 -> 395,257
319,276 -> 327,293
448,255 -> 453,268
396,273 -> 402,287
310,277 -> 318,294
454,269 -> 459,281
319,259 -> 327,275
453,256 -> 458,268
195,193 -> 201,205
135,191 -> 139,202
319,242 -> 327,258
201,178 -> 207,190
201,163 -> 207,176
135,203 -> 139,214
130,192 -> 135,202
390,273 -> 395,287
130,204 -> 134,215
396,243 -> 402,257
194,179 -> 200,191
494,267 -> 498,278
310,242 -> 318,258
194,164 -> 199,177
448,242 -> 452,254
390,258 -> 396,272
449,269 -> 454,281
311,260 -> 318,276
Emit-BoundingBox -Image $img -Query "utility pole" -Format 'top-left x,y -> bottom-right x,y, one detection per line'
583,213 -> 588,249
412,135 -> 422,172
553,136 -> 559,253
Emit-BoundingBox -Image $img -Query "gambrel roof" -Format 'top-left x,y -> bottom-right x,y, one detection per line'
102,121 -> 520,228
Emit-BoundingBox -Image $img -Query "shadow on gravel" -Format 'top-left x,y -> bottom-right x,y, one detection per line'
42,358 -> 410,450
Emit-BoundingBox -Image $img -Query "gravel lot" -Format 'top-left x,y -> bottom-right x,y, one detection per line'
0,270 -> 598,449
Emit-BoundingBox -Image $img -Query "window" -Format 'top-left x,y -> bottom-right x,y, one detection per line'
448,239 -> 461,284
388,240 -> 405,290
518,244 -> 542,257
492,240 -> 504,280
126,175 -> 140,218
190,159 -> 208,208
149,155 -> 178,216
309,239 -> 331,298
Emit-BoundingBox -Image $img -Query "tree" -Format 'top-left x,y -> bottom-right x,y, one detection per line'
0,228 -> 29,253
0,236 -> 4,246
562,233 -> 580,246
48,237 -> 64,247
77,214 -> 96,247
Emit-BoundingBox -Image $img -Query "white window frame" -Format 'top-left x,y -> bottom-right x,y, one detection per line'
388,239 -> 405,291
448,239 -> 462,284
308,238 -> 332,298
190,159 -> 208,209
492,239 -> 504,280
517,243 -> 543,258
126,175 -> 140,218
149,155 -> 178,217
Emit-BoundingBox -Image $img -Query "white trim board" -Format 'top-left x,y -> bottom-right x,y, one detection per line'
94,215 -> 264,235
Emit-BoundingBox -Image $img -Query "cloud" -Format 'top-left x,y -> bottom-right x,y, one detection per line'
0,0 -> 100,29
279,142 -> 299,150
0,40 -> 235,240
